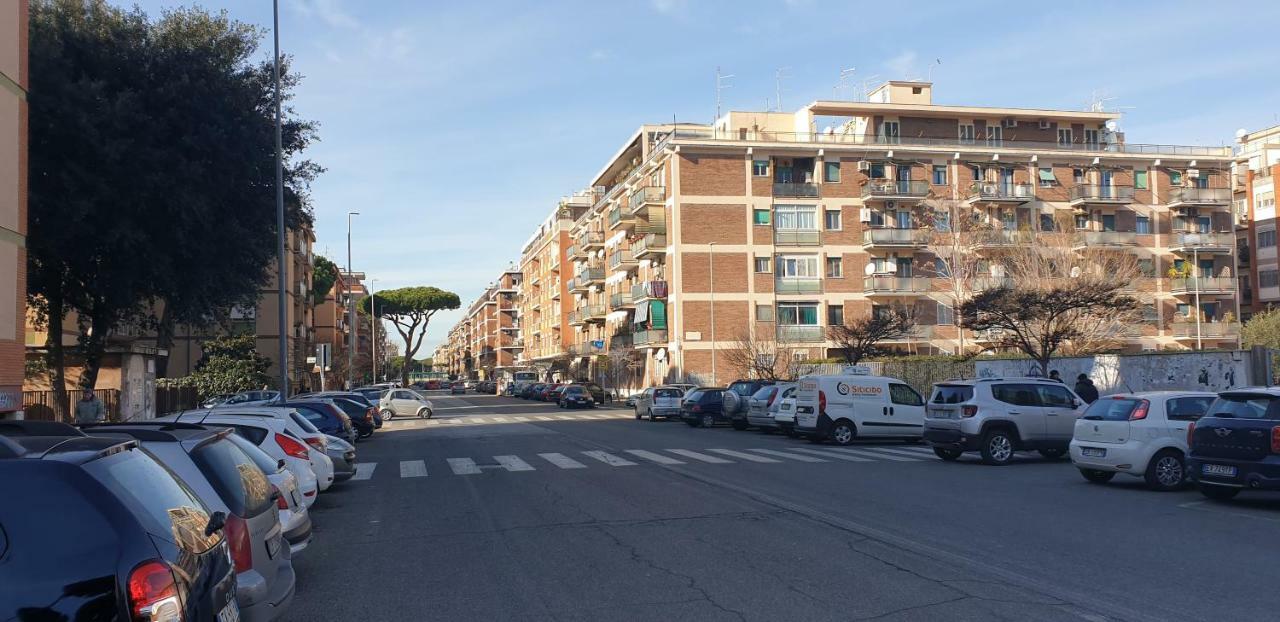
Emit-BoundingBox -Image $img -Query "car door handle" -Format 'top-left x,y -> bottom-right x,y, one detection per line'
1046,413 -> 1059,417
889,407 -> 895,416
1007,410 -> 1021,415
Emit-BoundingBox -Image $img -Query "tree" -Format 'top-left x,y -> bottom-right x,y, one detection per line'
187,334 -> 272,399
312,256 -> 339,306
359,287 -> 460,387
721,330 -> 797,381
827,310 -> 916,366
1242,308 -> 1280,349
925,198 -> 993,355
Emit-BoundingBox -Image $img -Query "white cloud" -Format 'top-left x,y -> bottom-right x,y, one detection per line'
589,49 -> 610,61
650,0 -> 687,15
289,0 -> 360,29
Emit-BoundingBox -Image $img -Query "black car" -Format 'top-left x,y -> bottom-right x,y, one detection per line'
285,401 -> 355,442
559,385 -> 596,409
569,382 -> 606,404
723,379 -> 776,430
328,397 -> 376,439
680,388 -> 728,428
0,425 -> 239,622
296,391 -> 382,428
1187,389 -> 1280,500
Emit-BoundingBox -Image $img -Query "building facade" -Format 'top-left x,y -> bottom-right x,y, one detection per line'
1233,124 -> 1280,319
1,1 -> 27,415
437,268 -> 523,382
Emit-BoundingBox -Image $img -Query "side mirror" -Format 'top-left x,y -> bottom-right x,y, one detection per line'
205,511 -> 227,536
1071,400 -> 1081,409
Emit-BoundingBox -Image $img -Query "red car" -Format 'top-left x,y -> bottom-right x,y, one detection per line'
425,380 -> 441,390
537,383 -> 562,401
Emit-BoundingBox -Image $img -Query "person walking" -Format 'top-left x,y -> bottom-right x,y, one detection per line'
75,390 -> 107,424
1074,374 -> 1100,404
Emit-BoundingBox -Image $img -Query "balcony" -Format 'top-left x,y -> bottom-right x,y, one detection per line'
1169,232 -> 1234,254
633,280 -> 668,301
1171,322 -> 1240,339
582,304 -> 607,323
862,180 -> 930,201
773,182 -> 819,198
967,182 -> 1034,203
1168,187 -> 1231,208
775,277 -> 822,294
579,230 -> 605,250
970,276 -> 1013,292
498,337 -> 524,350
972,230 -> 1034,249
862,227 -> 930,249
634,329 -> 668,348
777,325 -> 825,342
609,290 -> 637,309
1069,184 -> 1135,205
1073,231 -> 1137,248
568,310 -> 586,326
634,234 -> 667,259
566,244 -> 585,260
607,206 -> 634,231
883,324 -> 937,342
774,229 -> 821,246
568,277 -> 590,294
628,186 -> 666,214
609,332 -> 633,349
576,266 -> 605,285
1170,277 -> 1236,295
864,275 -> 932,295
608,248 -> 638,272
635,219 -> 667,236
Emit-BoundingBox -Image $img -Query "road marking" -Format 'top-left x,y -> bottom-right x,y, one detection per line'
788,447 -> 874,462
553,415 -> 577,420
399,460 -> 428,478
867,445 -> 935,458
667,449 -> 734,464
447,458 -> 481,475
586,413 -> 616,420
831,447 -> 920,462
489,416 -> 510,423
352,463 -> 377,480
582,451 -> 638,466
510,416 -> 530,422
538,452 -> 588,469
747,448 -> 828,462
1178,500 -> 1280,523
625,449 -> 685,465
706,449 -> 781,463
494,455 -> 535,472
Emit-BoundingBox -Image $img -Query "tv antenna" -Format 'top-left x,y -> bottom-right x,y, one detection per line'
775,66 -> 791,111
715,66 -> 734,123
859,74 -> 880,101
834,67 -> 856,100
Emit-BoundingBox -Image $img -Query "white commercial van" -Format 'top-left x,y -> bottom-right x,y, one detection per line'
793,369 -> 926,445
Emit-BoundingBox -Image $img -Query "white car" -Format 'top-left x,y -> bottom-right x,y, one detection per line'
773,394 -> 799,436
793,373 -> 926,445
379,388 -> 435,420
220,429 -> 313,555
1070,391 -> 1215,491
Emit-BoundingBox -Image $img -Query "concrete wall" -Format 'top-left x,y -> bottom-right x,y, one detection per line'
975,351 -> 1250,396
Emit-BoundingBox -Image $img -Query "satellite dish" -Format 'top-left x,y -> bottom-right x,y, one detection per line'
864,263 -> 876,276
1236,128 -> 1248,139
1104,120 -> 1118,132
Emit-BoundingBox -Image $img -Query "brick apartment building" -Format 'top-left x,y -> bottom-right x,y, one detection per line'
313,269 -> 368,389
444,81 -> 1240,387
1233,124 -> 1280,319
0,2 -> 27,415
437,268 -> 522,381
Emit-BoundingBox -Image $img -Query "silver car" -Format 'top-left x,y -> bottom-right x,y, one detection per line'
633,386 -> 686,421
747,383 -> 797,431
379,388 -> 435,420
324,434 -> 358,482
221,430 -> 313,556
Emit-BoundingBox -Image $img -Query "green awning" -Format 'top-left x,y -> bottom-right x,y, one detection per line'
1038,168 -> 1056,182
650,301 -> 667,329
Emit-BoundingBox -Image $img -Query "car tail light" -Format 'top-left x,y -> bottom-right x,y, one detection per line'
305,436 -> 327,451
127,560 -> 180,622
365,408 -> 374,423
691,404 -> 702,413
1187,422 -> 1196,449
1128,399 -> 1151,421
818,390 -> 827,415
766,389 -> 778,407
224,514 -> 253,572
275,433 -> 310,460
273,484 -> 288,510
1272,426 -> 1280,454
961,405 -> 978,418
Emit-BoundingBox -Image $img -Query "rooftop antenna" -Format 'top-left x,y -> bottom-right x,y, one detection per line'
835,67 -> 856,100
859,74 -> 880,102
715,66 -> 734,126
927,58 -> 942,82
775,66 -> 791,111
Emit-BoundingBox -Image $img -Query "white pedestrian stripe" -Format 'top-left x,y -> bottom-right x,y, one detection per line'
706,449 -> 781,463
539,453 -> 587,469
869,446 -> 935,458
582,451 -> 638,466
553,415 -> 576,421
832,447 -> 920,462
511,416 -> 531,422
352,463 -> 377,480
625,449 -> 685,465
747,448 -> 828,463
535,416 -> 556,421
447,458 -> 481,475
788,447 -> 874,462
667,449 -> 734,464
494,455 -> 535,472
400,460 -> 428,478
489,416 -> 510,423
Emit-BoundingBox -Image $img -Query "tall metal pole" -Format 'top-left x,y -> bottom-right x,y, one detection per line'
272,0 -> 288,397
370,278 -> 378,383
709,242 -> 716,385
347,211 -> 359,389
1194,247 -> 1202,350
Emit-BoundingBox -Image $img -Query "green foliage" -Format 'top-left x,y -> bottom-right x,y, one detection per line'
358,287 -> 460,387
1242,308 -> 1280,349
312,256 -> 339,306
187,334 -> 273,399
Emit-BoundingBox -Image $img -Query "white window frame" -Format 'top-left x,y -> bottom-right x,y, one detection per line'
775,204 -> 817,231
775,255 -> 819,278
823,209 -> 842,231
753,256 -> 772,273
986,125 -> 1003,147
777,302 -> 820,326
1084,129 -> 1100,148
825,255 -> 843,278
752,160 -> 769,177
958,123 -> 975,144
1057,128 -> 1073,146
879,121 -> 901,145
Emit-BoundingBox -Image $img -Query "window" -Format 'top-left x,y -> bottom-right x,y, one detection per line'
754,256 -> 772,273
191,439 -> 272,517
1142,304 -> 1158,322
824,209 -> 842,230
970,165 -> 982,181
992,384 -> 1039,407
1101,214 -> 1116,232
776,255 -> 819,278
1037,385 -> 1076,408
868,210 -> 884,227
1259,229 -> 1276,248
935,210 -> 951,232
752,160 -> 769,176
1261,270 -> 1279,288
1169,170 -> 1182,186
1138,258 -> 1155,277
1166,396 -> 1213,422
937,302 -> 955,326
1074,214 -> 1088,230
825,256 -> 843,278
1040,214 -> 1055,231
827,304 -> 844,326
1057,128 -> 1072,146
824,161 -> 840,183
775,204 -> 816,230
1194,174 -> 1209,189
879,121 -> 900,144
1135,170 -> 1148,189
755,303 -> 774,322
1136,216 -> 1151,234
889,384 -> 924,406
869,163 -> 886,179
1084,129 -> 1100,148
1073,168 -> 1084,184
958,123 -> 975,144
777,303 -> 819,325
752,208 -> 771,225
932,165 -> 947,185
986,125 -> 1003,147
1038,167 -> 1056,187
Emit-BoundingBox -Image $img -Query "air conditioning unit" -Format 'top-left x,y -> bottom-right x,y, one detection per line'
859,208 -> 872,222
1002,118 -> 1018,128
885,201 -> 896,210
857,161 -> 871,172
1038,120 -> 1051,130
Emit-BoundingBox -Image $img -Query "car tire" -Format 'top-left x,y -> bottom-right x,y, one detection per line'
701,414 -> 714,428
634,409 -> 642,420
1144,449 -> 1186,492
1037,448 -> 1066,460
647,409 -> 656,422
381,409 -> 395,421
979,429 -> 1016,466
1078,468 -> 1115,484
1197,483 -> 1240,501
785,428 -> 799,438
933,448 -> 963,461
829,420 -> 856,446
731,419 -> 749,431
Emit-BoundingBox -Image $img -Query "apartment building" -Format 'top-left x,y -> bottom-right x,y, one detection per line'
444,268 -> 523,382
555,81 -> 1237,386
0,1 -> 27,415
1233,124 -> 1280,319
515,192 -> 592,374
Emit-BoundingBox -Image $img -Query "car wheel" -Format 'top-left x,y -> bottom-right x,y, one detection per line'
979,429 -> 1015,466
1145,449 -> 1186,492
701,414 -> 714,428
381,409 -> 395,421
634,409 -> 642,420
731,419 -> 748,431
830,420 -> 856,446
647,409 -> 656,422
1198,483 -> 1240,501
785,428 -> 799,438
1078,468 -> 1115,484
1037,448 -> 1066,460
933,448 -> 963,461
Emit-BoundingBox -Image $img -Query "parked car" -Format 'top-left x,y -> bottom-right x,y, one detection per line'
323,434 -> 358,482
464,381 -> 477,390
633,386 -> 684,421
680,388 -> 728,428
325,397 -> 377,438
541,384 -> 566,402
352,386 -> 388,404
570,381 -> 606,404
285,400 -> 356,444
559,385 -> 596,408
1070,391 -> 1215,491
162,407 -> 335,494
425,380 -> 442,390
773,393 -> 800,436
298,391 -> 383,428
924,377 -> 1086,465
78,423 -> 297,621
522,383 -> 547,399
0,428 -> 239,622
746,382 -> 797,431
624,393 -> 639,408
1187,388 -> 1280,500
219,430 -> 313,555
379,388 -> 435,420
722,379 -> 776,430
202,393 -> 233,408
451,382 -> 467,395
221,390 -> 281,406
794,374 -> 925,445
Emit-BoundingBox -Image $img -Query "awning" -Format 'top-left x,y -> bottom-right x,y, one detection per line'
651,301 -> 668,329
1038,168 -> 1056,182
633,301 -> 650,324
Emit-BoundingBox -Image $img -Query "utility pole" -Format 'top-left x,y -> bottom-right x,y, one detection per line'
715,66 -> 733,128
346,211 -> 360,389
709,242 -> 717,385
272,0 -> 288,397
370,278 -> 378,383
775,67 -> 790,112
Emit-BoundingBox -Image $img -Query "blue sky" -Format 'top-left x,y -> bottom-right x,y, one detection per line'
131,0 -> 1280,357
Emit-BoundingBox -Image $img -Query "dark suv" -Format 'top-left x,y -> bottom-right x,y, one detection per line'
722,379 -> 776,430
1187,389 -> 1280,500
0,425 -> 239,622
681,388 -> 728,428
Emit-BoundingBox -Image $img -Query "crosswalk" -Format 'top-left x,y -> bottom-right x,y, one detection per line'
348,445 -> 940,481
381,411 -> 633,429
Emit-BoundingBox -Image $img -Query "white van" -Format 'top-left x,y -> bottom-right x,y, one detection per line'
793,372 -> 926,445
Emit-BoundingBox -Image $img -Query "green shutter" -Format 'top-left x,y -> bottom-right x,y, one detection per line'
1038,168 -> 1055,182
650,301 -> 667,329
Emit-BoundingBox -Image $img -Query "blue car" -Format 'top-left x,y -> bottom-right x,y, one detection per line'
1187,388 -> 1280,501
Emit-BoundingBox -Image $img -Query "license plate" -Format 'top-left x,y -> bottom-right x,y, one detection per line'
1202,464 -> 1237,477
1081,447 -> 1106,458
218,600 -> 241,622
930,410 -> 953,419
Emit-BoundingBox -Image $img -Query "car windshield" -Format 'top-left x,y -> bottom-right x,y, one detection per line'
728,382 -> 757,396
1206,394 -> 1280,420
931,385 -> 974,404
751,386 -> 777,401
684,390 -> 704,402
1082,398 -> 1142,421
655,388 -> 682,398
191,438 -> 273,517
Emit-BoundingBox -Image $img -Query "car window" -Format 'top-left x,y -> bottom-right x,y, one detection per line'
684,390 -> 704,401
1037,385 -> 1076,408
1206,394 -> 1280,420
992,384 -> 1039,407
289,412 -> 321,434
729,382 -> 757,396
226,423 -> 269,445
655,388 -> 682,398
889,384 -> 924,406
1166,396 -> 1213,422
751,386 -> 778,401
221,432 -> 280,474
932,385 -> 974,404
406,390 -> 425,400
85,447 -> 222,554
1082,398 -> 1141,421
190,438 -> 273,517
295,406 -> 328,426
331,398 -> 366,418
781,386 -> 797,398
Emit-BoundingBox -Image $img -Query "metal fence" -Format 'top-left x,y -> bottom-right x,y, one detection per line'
156,386 -> 202,415
22,389 -> 120,422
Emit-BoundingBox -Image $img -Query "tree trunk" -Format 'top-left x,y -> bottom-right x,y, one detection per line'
78,308 -> 111,391
45,291 -> 70,422
155,306 -> 175,378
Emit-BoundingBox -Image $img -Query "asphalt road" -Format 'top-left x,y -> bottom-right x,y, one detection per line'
283,392 -> 1280,621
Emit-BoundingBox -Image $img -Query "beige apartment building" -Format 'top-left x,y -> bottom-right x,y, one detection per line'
1233,124 -> 1280,319
441,268 -> 523,381
1,1 -> 27,415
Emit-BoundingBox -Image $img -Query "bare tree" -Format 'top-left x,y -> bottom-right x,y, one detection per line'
924,197 -> 990,355
827,310 -> 916,365
721,329 -> 797,381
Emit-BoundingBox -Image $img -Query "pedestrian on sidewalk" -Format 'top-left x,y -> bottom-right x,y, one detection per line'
1048,370 -> 1063,383
1074,374 -> 1100,404
75,390 -> 107,424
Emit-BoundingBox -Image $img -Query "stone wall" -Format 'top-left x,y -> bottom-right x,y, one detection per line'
974,351 -> 1250,396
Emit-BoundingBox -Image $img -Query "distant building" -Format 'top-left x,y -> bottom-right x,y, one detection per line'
1233,124 -> 1280,319
0,2 -> 27,416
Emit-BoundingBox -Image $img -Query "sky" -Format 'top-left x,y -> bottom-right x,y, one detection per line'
130,0 -> 1280,358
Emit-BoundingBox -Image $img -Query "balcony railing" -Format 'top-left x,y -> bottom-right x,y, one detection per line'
575,266 -> 605,284
1168,187 -> 1231,206
777,325 -> 825,343
632,280 -> 668,300
774,229 -> 821,246
608,249 -> 638,271
634,234 -> 667,258
609,333 -> 633,349
627,186 -> 666,213
635,219 -> 667,235
1170,277 -> 1236,294
862,180 -> 930,199
579,230 -> 605,248
775,277 -> 822,294
567,278 -> 588,294
972,230 -> 1034,248
969,277 -> 1013,291
609,291 -> 636,309
773,182 -> 819,198
968,181 -> 1034,202
1074,231 -> 1137,247
634,329 -> 668,347
864,275 -> 932,294
566,244 -> 584,260
581,305 -> 606,322
862,227 -> 930,247
1171,322 -> 1240,339
1170,232 -> 1234,253
1069,184 -> 1135,204
607,206 -> 633,229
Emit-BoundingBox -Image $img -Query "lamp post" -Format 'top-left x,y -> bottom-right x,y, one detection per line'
370,278 -> 379,383
346,211 -> 359,389
272,0 -> 288,397
1193,247 -> 1202,351
709,242 -> 716,385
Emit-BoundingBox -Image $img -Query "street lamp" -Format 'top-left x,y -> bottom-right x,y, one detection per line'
346,211 -> 359,389
272,0 -> 288,397
370,277 -> 379,383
